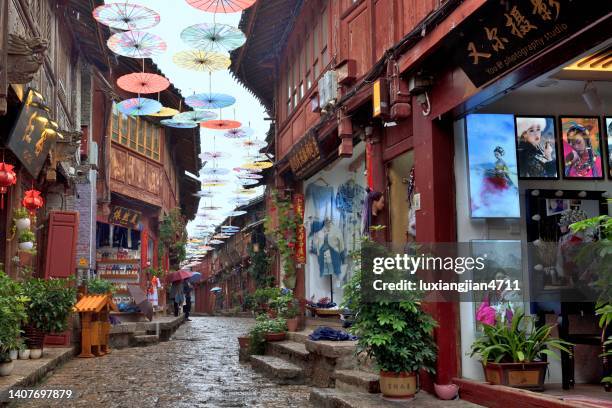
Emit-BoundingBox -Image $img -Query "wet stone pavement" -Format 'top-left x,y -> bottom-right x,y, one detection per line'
13,317 -> 311,408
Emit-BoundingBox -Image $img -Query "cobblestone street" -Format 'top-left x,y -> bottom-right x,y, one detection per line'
13,317 -> 311,408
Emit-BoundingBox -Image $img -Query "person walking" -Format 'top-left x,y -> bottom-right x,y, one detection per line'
183,280 -> 193,321
170,281 -> 184,317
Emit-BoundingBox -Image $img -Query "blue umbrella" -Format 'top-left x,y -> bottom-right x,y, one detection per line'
210,287 -> 222,292
189,272 -> 202,283
117,98 -> 162,116
174,109 -> 217,123
160,119 -> 198,128
185,92 -> 236,109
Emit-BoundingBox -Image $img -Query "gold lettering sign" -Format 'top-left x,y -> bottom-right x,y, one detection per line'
288,132 -> 322,178
108,206 -> 141,229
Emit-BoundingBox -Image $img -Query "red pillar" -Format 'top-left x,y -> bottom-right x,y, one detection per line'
412,105 -> 459,386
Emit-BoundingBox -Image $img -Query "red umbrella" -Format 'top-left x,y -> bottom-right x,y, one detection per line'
167,269 -> 193,282
117,73 -> 170,94
201,119 -> 241,130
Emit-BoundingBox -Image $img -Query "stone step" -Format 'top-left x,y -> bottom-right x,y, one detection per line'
310,388 -> 481,408
133,334 -> 159,347
250,355 -> 305,385
305,339 -> 357,359
268,340 -> 310,361
286,331 -> 310,344
333,370 -> 380,394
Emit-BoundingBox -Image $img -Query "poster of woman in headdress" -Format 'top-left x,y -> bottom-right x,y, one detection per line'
560,117 -> 603,180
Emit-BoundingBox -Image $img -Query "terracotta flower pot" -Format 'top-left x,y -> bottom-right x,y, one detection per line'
286,317 -> 299,332
0,360 -> 14,376
379,371 -> 417,399
264,332 -> 286,342
24,325 -> 45,349
482,361 -> 548,391
238,336 -> 250,349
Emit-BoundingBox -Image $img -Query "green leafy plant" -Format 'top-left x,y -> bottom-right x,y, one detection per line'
0,271 -> 29,362
23,278 -> 77,334
18,230 -> 35,243
247,248 -> 274,287
87,278 -> 115,295
254,287 -> 281,306
343,238 -> 438,374
264,190 -> 302,289
13,207 -> 29,220
470,309 -> 571,364
159,208 -> 188,268
248,314 -> 289,354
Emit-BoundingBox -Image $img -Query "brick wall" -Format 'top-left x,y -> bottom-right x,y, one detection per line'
74,170 -> 97,275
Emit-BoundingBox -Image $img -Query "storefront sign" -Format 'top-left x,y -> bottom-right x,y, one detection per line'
293,193 -> 306,264
288,132 -> 322,178
454,0 -> 612,87
108,206 -> 141,229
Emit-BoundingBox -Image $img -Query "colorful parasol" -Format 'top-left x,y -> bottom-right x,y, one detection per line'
149,107 -> 179,117
198,245 -> 214,251
243,153 -> 270,162
241,139 -> 268,149
200,205 -> 222,210
230,198 -> 250,205
201,178 -> 228,187
209,239 -> 225,245
107,31 -> 167,59
234,188 -> 258,195
201,120 -> 241,130
181,23 -> 246,53
233,166 -> 262,173
185,0 -> 256,13
117,98 -> 162,116
201,151 -> 230,160
221,225 -> 240,230
93,3 -> 160,31
160,119 -> 198,128
236,178 -> 259,186
213,234 -> 232,239
117,73 -> 170,94
173,110 -> 217,123
227,210 -> 247,217
201,167 -> 230,176
237,173 -> 263,179
185,93 -> 236,110
172,50 -> 230,72
241,161 -> 274,170
193,191 -> 215,198
224,127 -> 254,139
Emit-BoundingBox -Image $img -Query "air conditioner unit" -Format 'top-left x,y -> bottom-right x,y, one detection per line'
318,70 -> 338,109
89,141 -> 99,169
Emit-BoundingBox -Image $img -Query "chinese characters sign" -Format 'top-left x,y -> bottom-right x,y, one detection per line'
455,0 -> 611,87
288,132 -> 322,179
293,193 -> 306,264
108,206 -> 141,229
7,89 -> 58,177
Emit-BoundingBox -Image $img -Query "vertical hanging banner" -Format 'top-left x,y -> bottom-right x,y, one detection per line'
293,193 -> 306,264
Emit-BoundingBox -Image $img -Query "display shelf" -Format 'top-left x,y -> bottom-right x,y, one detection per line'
97,259 -> 141,264
99,274 -> 140,279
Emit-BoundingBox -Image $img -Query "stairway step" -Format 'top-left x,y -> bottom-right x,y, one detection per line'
333,370 -> 380,394
310,388 -> 481,408
305,339 -> 357,359
286,331 -> 310,343
269,341 -> 310,360
250,355 -> 305,385
133,335 -> 159,346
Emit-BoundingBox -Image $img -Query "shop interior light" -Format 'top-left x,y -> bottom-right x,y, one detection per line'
531,190 -> 540,196
532,214 -> 541,221
578,191 -> 587,198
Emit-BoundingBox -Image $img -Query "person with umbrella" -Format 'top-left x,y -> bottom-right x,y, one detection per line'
183,280 -> 193,321
170,281 -> 184,317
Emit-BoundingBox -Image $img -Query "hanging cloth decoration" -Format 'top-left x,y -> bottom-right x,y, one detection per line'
117,98 -> 163,116
22,188 -> 44,215
93,3 -> 160,30
201,120 -> 241,130
181,23 -> 246,53
149,107 -> 180,117
172,50 -> 230,72
185,0 -> 256,13
117,73 -> 170,94
160,119 -> 199,128
107,31 -> 167,59
0,161 -> 17,210
185,93 -> 236,110
173,110 -> 217,123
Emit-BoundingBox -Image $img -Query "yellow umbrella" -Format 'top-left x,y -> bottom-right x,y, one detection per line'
149,107 -> 179,117
172,50 -> 230,72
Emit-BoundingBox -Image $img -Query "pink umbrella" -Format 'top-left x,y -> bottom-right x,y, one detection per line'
167,269 -> 193,282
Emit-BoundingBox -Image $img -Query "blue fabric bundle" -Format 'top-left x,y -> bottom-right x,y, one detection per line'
308,326 -> 357,341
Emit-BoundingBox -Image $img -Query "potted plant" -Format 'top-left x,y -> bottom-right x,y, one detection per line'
13,207 -> 31,231
87,278 -> 115,295
247,315 -> 288,354
23,278 -> 76,358
18,230 -> 35,251
253,287 -> 281,316
470,302 -> 572,391
0,271 -> 29,375
343,239 -> 437,399
263,317 -> 288,341
237,335 -> 250,350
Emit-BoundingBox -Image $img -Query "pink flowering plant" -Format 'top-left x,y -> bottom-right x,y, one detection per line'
470,300 -> 571,365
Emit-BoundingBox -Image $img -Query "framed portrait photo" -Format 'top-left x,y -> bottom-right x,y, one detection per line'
515,116 -> 559,179
605,117 -> 612,179
560,116 -> 603,180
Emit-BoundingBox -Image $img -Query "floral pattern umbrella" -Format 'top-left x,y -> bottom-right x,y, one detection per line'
172,50 -> 230,72
117,73 -> 170,94
193,191 -> 214,198
237,173 -> 263,179
108,31 -> 167,59
185,0 -> 256,13
241,139 -> 267,149
149,107 -> 179,117
201,151 -> 230,160
173,110 -> 217,123
236,178 -> 259,186
241,161 -> 273,170
185,93 -> 236,110
233,166 -> 262,173
201,178 -> 228,187
160,119 -> 198,128
201,167 -> 230,176
117,98 -> 162,116
201,120 -> 241,130
243,153 -> 270,162
209,239 -> 225,245
181,23 -> 246,53
93,3 -> 160,30
224,127 -> 254,139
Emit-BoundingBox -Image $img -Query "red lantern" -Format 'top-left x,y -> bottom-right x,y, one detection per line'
22,189 -> 44,215
0,162 -> 17,209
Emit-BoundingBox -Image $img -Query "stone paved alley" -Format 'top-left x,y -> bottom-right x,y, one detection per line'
13,317 -> 311,408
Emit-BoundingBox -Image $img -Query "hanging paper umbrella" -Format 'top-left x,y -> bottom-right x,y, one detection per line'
201,167 -> 230,176
185,0 -> 256,13
233,166 -> 262,173
237,173 -> 263,180
172,50 -> 230,72
198,245 -> 214,251
236,178 -> 259,186
230,199 -> 250,206
242,153 -> 270,162
221,225 -> 240,230
173,109 -> 217,123
181,23 -> 246,53
117,73 -> 170,94
224,127 -> 254,139
227,210 -> 247,217
107,31 -> 167,59
93,3 -> 160,30
201,120 -> 241,130
201,178 -> 228,187
193,191 -> 215,198
149,107 -> 180,117
200,204 -> 223,210
209,239 -> 225,245
117,98 -> 163,116
185,93 -> 236,110
213,234 -> 232,239
234,188 -> 257,195
241,139 -> 268,149
160,119 -> 199,128
201,151 -> 230,160
241,161 -> 273,170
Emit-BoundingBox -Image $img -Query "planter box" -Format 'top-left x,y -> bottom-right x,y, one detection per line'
44,330 -> 71,347
238,336 -> 250,349
265,332 -> 286,342
483,361 -> 548,391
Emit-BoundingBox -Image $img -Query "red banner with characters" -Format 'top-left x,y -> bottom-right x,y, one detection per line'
293,193 -> 306,264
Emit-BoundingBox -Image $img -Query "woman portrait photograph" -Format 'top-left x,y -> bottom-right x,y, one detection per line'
560,117 -> 603,180
515,116 -> 558,179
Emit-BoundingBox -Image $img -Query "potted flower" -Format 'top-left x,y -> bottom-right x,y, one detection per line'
470,301 -> 572,391
0,271 -> 29,375
281,298 -> 300,332
23,278 -> 76,358
18,230 -> 35,251
263,317 -> 288,342
13,207 -> 31,231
